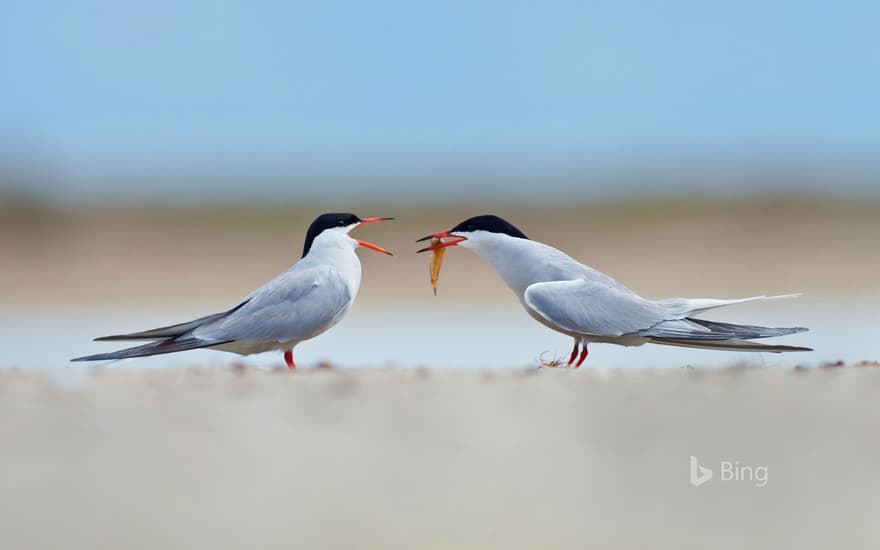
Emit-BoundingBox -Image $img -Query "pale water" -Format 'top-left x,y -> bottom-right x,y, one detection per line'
3,297 -> 877,369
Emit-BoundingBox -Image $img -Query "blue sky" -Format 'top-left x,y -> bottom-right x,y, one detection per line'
1,0 -> 878,202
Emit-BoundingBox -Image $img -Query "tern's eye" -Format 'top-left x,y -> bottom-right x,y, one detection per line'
468,224 -> 475,231
338,220 -> 345,226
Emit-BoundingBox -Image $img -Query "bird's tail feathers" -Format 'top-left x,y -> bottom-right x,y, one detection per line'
660,293 -> 801,317
71,338 -> 229,362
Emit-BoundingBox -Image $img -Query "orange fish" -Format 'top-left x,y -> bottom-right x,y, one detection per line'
429,238 -> 445,295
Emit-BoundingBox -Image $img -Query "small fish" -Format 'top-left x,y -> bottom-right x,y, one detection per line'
429,238 -> 445,296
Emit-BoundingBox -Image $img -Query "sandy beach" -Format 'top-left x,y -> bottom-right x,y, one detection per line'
4,200 -> 880,310
1,366 -> 878,549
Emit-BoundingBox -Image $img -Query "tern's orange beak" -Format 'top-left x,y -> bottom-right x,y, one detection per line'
416,231 -> 467,253
355,217 -> 395,255
357,217 -> 395,227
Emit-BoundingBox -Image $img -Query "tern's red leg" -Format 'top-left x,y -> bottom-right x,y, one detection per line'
567,340 -> 580,366
284,350 -> 296,369
575,344 -> 589,368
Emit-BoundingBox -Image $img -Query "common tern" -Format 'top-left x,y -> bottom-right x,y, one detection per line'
72,213 -> 394,368
418,214 -> 811,366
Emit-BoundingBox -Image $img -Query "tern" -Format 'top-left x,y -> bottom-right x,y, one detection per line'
417,215 -> 811,366
72,213 -> 394,368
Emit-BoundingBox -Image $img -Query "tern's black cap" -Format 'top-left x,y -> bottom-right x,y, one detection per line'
450,215 -> 528,239
302,213 -> 361,257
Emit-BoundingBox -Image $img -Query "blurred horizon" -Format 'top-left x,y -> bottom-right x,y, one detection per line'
3,147 -> 879,206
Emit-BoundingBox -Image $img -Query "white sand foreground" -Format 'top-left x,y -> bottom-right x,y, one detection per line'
1,366 -> 878,549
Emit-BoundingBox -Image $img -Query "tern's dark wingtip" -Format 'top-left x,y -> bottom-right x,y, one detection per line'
783,344 -> 813,352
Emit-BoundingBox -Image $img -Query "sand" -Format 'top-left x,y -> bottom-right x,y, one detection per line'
4,200 -> 880,310
1,366 -> 878,549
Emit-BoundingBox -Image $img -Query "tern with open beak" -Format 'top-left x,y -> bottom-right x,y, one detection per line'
418,214 -> 811,367
72,213 -> 394,368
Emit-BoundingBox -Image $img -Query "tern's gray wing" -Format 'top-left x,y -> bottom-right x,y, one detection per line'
192,265 -> 352,344
524,280 -> 809,343
523,279 -> 672,337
